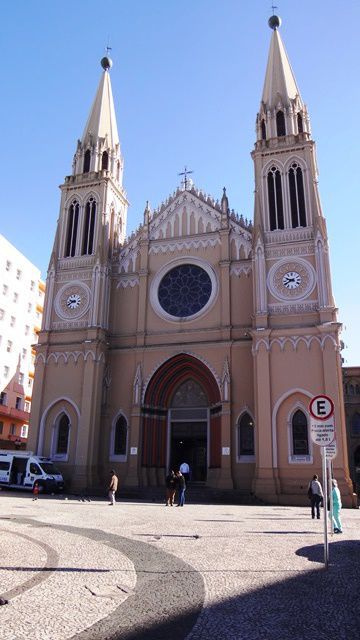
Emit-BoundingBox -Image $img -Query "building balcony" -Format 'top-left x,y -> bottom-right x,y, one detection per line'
0,405 -> 30,422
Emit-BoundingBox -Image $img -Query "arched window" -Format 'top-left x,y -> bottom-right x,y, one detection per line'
292,410 -> 309,455
351,413 -> 360,436
297,112 -> 304,134
56,414 -> 70,456
101,151 -> 109,170
276,110 -> 286,136
82,197 -> 96,255
83,149 -> 91,173
288,162 -> 306,228
267,166 -> 284,230
113,415 -> 127,456
238,413 -> 254,456
116,161 -> 120,182
65,201 -> 79,257
261,119 -> 266,140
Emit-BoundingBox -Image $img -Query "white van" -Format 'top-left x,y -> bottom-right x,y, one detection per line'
0,450 -> 64,493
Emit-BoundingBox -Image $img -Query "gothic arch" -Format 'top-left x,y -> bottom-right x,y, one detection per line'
272,388 -> 313,468
141,353 -> 222,469
37,396 -> 80,458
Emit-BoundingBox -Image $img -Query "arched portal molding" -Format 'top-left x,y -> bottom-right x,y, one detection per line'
142,351 -> 221,404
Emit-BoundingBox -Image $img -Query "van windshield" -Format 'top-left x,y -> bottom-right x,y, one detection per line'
39,462 -> 61,475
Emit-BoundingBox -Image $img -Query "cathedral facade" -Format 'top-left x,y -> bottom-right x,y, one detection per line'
28,17 -> 353,504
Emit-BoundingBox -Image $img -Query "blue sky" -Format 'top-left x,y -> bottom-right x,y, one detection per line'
1,0 -> 359,365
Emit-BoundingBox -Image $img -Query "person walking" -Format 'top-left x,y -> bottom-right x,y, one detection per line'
32,481 -> 39,501
108,469 -> 118,506
308,474 -> 323,519
176,471 -> 186,507
165,470 -> 176,506
332,478 -> 343,533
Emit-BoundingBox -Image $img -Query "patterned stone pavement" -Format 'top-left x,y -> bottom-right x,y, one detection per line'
0,491 -> 359,639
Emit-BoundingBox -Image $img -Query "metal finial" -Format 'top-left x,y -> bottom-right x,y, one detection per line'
178,165 -> 194,190
101,44 -> 113,71
268,13 -> 281,30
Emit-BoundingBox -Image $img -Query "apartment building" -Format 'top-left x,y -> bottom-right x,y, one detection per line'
0,234 -> 44,448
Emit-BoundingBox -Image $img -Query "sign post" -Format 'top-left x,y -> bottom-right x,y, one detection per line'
309,395 -> 335,569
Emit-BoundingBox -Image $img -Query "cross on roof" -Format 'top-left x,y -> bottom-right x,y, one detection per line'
178,165 -> 194,190
271,4 -> 278,14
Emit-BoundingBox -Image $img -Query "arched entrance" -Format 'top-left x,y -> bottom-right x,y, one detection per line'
141,354 -> 221,483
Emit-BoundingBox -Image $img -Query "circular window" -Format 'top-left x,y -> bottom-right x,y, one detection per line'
150,258 -> 218,322
158,264 -> 212,318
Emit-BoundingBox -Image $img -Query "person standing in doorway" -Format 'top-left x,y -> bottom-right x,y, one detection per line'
308,474 -> 323,519
165,470 -> 176,506
179,461 -> 190,483
176,471 -> 186,507
108,470 -> 118,506
332,478 -> 343,533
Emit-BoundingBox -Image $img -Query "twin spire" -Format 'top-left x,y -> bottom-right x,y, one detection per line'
72,17 -> 309,183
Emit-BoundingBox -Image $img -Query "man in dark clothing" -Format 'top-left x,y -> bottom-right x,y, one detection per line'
165,470 -> 176,506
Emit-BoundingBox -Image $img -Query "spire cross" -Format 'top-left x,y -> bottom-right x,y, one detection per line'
178,165 -> 194,190
271,4 -> 278,14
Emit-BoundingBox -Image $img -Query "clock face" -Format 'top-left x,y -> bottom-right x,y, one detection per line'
282,271 -> 301,290
54,282 -> 91,320
267,259 -> 316,302
66,293 -> 81,309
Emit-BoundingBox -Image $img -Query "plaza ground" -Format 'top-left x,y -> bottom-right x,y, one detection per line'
0,490 -> 359,639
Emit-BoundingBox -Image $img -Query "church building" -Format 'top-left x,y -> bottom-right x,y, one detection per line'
28,16 -> 353,504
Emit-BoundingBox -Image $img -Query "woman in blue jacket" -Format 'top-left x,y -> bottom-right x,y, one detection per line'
332,478 -> 343,533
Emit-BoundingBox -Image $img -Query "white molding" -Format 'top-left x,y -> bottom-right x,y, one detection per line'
38,396 -> 80,456
149,236 -> 220,255
116,275 -> 139,289
272,388 -> 313,468
252,333 -> 338,355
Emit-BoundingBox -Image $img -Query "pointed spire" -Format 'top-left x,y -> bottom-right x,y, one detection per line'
81,59 -> 119,149
72,56 -> 123,183
262,20 -> 303,111
143,200 -> 151,225
256,16 -> 310,142
221,187 -> 229,215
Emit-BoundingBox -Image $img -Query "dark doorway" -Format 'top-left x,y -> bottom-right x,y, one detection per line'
171,421 -> 207,481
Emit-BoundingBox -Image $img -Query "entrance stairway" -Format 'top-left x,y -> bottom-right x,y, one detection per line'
118,483 -> 263,505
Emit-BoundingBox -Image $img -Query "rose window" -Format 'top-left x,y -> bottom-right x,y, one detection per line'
158,264 -> 212,318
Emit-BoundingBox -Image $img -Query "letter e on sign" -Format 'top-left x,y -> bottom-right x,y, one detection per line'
309,395 -> 334,421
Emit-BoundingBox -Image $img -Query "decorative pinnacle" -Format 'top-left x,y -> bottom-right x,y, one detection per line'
268,14 -> 281,30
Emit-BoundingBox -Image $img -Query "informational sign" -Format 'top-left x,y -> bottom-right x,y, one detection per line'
309,394 -> 335,447
130,447 -> 138,455
222,447 -> 230,456
310,417 -> 335,446
321,439 -> 337,460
